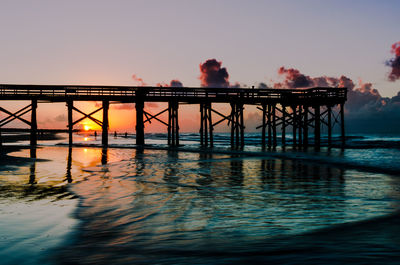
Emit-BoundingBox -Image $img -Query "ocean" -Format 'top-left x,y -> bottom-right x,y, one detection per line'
1,132 -> 400,264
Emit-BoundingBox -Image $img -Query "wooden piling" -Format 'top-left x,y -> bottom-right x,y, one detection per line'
267,104 -> 272,147
282,105 -> 286,146
298,106 -> 302,146
175,102 -> 179,146
168,101 -> 179,146
303,106 -> 308,146
240,104 -> 244,147
67,100 -> 73,146
235,105 -> 240,147
327,106 -> 332,146
30,99 -> 37,146
208,103 -> 213,147
230,103 -> 235,147
292,105 -> 297,147
135,100 -> 145,145
272,104 -> 277,147
204,104 -> 208,146
340,103 -> 345,146
262,104 -> 266,148
314,105 -> 321,147
168,104 -> 172,145
102,100 -> 109,146
200,104 -> 204,146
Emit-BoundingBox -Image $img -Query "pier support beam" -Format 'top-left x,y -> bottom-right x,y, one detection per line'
303,106 -> 309,146
314,105 -> 321,147
259,104 -> 278,148
230,103 -> 245,148
340,103 -> 345,147
282,105 -> 286,146
30,99 -> 37,146
135,100 -> 145,145
261,104 -> 266,148
267,104 -> 272,147
292,105 -> 297,147
67,100 -> 73,146
168,101 -> 179,146
327,106 -> 332,146
272,104 -> 277,147
102,100 -> 109,146
298,106 -> 303,146
200,103 -> 213,147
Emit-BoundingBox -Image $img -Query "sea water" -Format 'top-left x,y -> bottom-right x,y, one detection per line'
1,133 -> 400,264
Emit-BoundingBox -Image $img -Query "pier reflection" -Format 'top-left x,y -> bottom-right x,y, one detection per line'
163,150 -> 181,193
65,147 -> 72,183
196,152 -> 214,186
101,147 -> 108,165
133,148 -> 145,176
28,147 -> 36,185
259,158 -> 345,201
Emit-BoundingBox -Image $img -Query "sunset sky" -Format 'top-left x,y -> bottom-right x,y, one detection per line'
0,0 -> 399,132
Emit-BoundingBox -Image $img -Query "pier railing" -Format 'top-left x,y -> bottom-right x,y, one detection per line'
0,84 -> 346,103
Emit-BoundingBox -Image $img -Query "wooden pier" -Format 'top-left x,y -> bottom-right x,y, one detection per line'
0,84 -> 347,148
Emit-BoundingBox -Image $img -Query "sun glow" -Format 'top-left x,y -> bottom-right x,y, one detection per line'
84,125 -> 91,131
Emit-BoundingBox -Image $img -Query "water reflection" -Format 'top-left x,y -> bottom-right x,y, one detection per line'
196,152 -> 213,186
163,150 -> 180,193
1,143 -> 399,265
230,155 -> 244,187
65,147 -> 72,183
101,147 -> 108,165
29,148 -> 36,185
52,147 -> 400,265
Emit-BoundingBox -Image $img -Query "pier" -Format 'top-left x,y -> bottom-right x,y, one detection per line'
0,84 -> 347,148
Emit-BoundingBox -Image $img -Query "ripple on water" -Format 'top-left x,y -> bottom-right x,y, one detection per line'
56,148 -> 400,264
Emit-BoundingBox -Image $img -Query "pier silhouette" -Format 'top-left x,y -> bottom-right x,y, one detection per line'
0,84 -> 347,148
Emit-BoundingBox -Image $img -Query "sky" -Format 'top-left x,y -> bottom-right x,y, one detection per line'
0,0 -> 399,132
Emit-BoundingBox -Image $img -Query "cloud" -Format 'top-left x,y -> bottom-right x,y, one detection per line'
199,59 -> 229,88
170,80 -> 183,87
274,66 -> 313,88
386,41 -> 400,82
132,74 -> 147,86
156,79 -> 184,88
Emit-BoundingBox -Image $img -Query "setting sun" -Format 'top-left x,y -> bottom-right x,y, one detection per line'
84,125 -> 90,131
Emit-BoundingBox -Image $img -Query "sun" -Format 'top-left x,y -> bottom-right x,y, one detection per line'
84,125 -> 91,131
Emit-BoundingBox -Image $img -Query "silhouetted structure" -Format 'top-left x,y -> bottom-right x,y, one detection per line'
0,85 -> 347,148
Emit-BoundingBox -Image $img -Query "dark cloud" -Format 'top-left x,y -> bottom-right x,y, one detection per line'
199,59 -> 229,88
257,82 -> 269,89
386,42 -> 400,82
274,67 -> 313,88
170,80 -> 183,87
